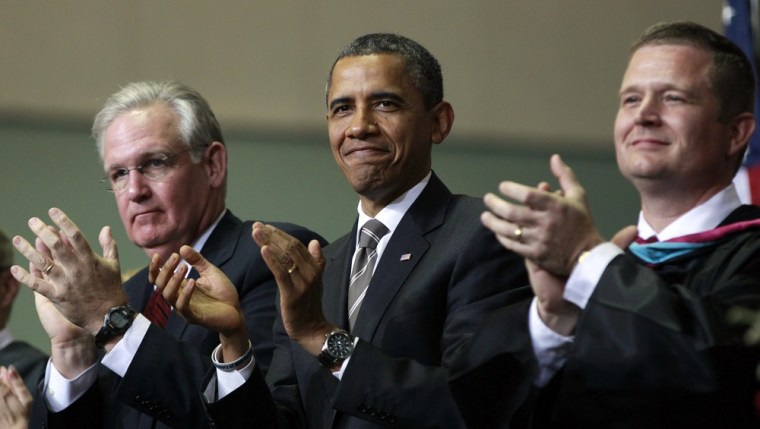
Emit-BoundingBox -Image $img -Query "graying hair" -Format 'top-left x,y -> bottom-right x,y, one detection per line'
326,33 -> 444,109
92,81 -> 224,160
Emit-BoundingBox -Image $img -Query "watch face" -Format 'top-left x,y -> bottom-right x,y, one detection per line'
327,332 -> 353,359
109,308 -> 131,329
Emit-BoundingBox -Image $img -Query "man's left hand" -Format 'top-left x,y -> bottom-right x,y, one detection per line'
252,222 -> 332,356
481,154 -> 605,276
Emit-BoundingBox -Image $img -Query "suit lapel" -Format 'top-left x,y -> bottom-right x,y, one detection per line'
322,228 -> 356,329
351,173 -> 452,340
166,211 -> 243,337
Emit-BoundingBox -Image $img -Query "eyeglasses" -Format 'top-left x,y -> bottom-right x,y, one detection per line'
101,148 -> 195,192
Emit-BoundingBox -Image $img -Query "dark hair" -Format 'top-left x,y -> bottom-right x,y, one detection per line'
326,33 -> 443,109
632,21 -> 755,121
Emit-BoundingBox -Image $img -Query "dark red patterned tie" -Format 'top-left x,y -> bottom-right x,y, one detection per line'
143,289 -> 171,328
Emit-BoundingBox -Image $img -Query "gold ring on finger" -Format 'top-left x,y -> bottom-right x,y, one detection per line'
513,227 -> 523,242
41,262 -> 54,275
287,261 -> 298,274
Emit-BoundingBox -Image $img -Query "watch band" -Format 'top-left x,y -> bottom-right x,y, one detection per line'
317,329 -> 354,368
94,305 -> 136,348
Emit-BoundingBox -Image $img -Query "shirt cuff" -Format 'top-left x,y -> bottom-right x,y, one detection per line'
211,346 -> 256,402
101,314 -> 151,377
564,242 -> 623,309
529,298 -> 574,387
44,358 -> 99,412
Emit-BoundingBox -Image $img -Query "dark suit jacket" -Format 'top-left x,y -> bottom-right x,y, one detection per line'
30,210 -> 325,429
449,205 -> 760,429
0,340 -> 48,393
206,173 -> 531,428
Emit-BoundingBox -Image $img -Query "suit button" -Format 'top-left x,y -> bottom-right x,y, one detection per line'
368,407 -> 378,417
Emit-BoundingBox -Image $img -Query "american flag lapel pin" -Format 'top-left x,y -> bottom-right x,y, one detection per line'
400,253 -> 412,261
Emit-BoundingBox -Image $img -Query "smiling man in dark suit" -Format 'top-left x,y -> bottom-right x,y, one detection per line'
11,81 -> 324,428
151,33 -> 530,428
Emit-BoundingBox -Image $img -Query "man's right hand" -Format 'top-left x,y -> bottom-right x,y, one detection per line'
526,259 -> 579,336
0,366 -> 33,429
11,208 -> 127,336
34,292 -> 96,378
150,246 -> 249,362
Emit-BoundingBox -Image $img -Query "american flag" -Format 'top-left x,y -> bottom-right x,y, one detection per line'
726,0 -> 760,204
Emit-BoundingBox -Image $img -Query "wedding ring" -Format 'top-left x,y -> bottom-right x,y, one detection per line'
41,262 -> 54,275
513,227 -> 523,242
287,261 -> 298,274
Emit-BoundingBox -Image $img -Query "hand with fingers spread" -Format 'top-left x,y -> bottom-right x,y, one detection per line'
481,154 -> 606,276
252,222 -> 331,356
149,248 -> 245,336
10,207 -> 127,336
0,366 -> 33,429
149,246 -> 250,362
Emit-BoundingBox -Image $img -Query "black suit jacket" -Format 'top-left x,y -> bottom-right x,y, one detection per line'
0,340 -> 48,393
206,173 -> 530,428
450,205 -> 760,429
30,210 -> 325,429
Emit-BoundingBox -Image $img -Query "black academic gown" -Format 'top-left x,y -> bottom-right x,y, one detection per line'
450,205 -> 760,429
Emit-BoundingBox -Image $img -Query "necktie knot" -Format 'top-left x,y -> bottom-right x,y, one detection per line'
358,219 -> 389,250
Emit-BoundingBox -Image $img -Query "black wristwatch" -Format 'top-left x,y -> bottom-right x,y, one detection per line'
317,328 -> 354,369
95,305 -> 137,348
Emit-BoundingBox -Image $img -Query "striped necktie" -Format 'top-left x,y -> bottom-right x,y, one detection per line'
347,219 -> 389,330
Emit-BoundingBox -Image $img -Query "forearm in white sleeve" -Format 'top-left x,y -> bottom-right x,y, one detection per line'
528,298 -> 574,387
563,242 -> 624,309
100,314 -> 151,377
44,358 -> 98,412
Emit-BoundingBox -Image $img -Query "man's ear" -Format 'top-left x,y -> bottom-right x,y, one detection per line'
430,101 -> 455,145
204,142 -> 228,188
727,112 -> 756,159
0,272 -> 20,310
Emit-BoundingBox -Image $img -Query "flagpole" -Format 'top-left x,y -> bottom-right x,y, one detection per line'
752,0 -> 760,66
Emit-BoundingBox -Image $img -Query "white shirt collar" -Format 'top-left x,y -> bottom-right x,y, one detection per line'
355,172 -> 432,245
0,327 -> 14,351
168,208 -> 227,274
637,185 -> 742,241
190,209 -> 227,253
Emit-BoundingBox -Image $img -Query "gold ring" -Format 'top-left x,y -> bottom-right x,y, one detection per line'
287,262 -> 298,274
41,263 -> 53,275
513,227 -> 523,241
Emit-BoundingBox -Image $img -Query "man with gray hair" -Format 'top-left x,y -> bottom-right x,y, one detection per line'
12,81 -> 324,428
